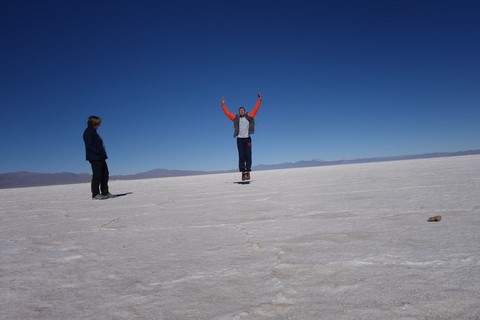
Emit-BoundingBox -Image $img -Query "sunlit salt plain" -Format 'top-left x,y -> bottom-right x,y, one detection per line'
1,155 -> 480,320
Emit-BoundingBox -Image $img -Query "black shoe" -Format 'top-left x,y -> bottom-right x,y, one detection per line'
102,192 -> 117,199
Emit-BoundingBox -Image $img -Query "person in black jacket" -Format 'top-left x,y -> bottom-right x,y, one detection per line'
83,115 -> 115,200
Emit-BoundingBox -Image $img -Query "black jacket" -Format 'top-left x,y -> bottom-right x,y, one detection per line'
83,127 -> 108,161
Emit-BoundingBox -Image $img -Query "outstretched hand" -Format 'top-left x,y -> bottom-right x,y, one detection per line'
257,92 -> 262,100
221,96 -> 225,105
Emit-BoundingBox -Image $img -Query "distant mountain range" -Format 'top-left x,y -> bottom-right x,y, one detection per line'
0,169 -> 207,189
253,149 -> 480,170
1,149 -> 479,189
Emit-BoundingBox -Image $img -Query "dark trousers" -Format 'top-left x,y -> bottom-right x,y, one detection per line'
237,137 -> 252,172
89,160 -> 109,197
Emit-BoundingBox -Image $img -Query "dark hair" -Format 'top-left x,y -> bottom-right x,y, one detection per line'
87,115 -> 102,128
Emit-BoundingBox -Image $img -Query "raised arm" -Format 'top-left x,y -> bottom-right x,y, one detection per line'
221,96 -> 236,121
248,92 -> 262,118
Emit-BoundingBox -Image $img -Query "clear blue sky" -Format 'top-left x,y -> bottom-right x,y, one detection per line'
1,0 -> 479,174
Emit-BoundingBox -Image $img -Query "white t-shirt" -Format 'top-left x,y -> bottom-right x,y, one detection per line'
238,116 -> 250,138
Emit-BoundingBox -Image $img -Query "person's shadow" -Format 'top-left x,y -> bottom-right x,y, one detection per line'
233,181 -> 250,185
114,192 -> 133,197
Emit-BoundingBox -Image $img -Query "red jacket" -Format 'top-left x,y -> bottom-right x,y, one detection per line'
222,98 -> 262,137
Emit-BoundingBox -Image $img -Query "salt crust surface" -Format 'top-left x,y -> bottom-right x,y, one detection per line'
1,156 -> 480,319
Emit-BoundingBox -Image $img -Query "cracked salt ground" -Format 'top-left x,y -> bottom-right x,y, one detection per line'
1,155 -> 480,319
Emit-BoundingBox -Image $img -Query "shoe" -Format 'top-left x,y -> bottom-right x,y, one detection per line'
242,172 -> 247,181
102,193 -> 117,199
245,172 -> 251,180
93,194 -> 107,200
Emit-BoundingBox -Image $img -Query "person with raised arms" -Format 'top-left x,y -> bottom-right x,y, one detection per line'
221,93 -> 262,181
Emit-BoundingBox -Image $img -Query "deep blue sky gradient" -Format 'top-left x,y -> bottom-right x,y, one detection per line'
1,0 -> 479,174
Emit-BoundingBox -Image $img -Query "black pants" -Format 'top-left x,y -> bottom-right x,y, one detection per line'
237,137 -> 252,172
89,160 -> 109,197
